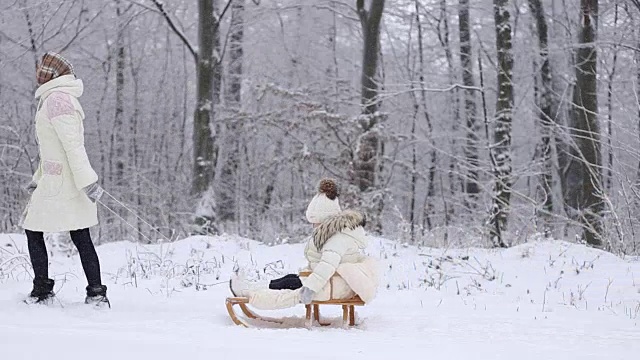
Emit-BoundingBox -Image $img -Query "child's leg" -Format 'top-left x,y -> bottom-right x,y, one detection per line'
269,274 -> 302,290
249,288 -> 301,310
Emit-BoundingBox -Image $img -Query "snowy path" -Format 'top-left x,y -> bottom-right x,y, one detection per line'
1,234 -> 639,359
1,288 -> 637,360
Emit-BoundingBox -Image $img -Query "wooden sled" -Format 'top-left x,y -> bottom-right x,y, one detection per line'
225,295 -> 365,328
226,271 -> 365,328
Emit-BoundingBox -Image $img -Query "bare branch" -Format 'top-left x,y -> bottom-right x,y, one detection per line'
60,5 -> 110,53
148,0 -> 197,61
217,0 -> 234,25
122,0 -> 163,14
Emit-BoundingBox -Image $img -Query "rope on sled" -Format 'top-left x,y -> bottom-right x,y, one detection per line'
96,190 -> 266,284
97,190 -> 173,243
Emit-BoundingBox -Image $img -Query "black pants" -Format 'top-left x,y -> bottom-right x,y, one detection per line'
269,274 -> 302,290
26,228 -> 103,286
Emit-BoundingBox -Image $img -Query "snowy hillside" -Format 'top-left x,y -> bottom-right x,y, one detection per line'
1,233 -> 639,360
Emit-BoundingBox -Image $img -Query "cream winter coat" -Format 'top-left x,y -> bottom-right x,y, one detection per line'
301,210 -> 379,303
22,75 -> 99,232
247,210 -> 379,310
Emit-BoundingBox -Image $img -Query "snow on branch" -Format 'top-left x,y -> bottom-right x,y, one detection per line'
377,83 -> 484,103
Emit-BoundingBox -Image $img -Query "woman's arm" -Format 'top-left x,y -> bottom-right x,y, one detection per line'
46,92 -> 98,190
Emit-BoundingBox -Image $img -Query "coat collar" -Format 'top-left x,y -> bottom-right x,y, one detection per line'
35,74 -> 83,100
312,210 -> 366,250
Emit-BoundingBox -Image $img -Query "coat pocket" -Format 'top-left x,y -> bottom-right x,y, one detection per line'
38,160 -> 64,197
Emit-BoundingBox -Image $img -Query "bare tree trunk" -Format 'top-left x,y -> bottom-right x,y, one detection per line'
112,0 -> 128,237
114,0 -> 125,184
150,0 -> 219,232
353,0 -> 385,233
21,0 -> 39,70
128,38 -> 142,242
553,0 -> 574,228
488,0 -> 514,248
458,0 -> 480,203
192,0 -> 217,232
528,0 -> 554,237
408,3 -> 419,242
218,0 -> 244,225
212,1 -> 222,156
330,1 -> 340,112
95,57 -> 112,205
637,38 -> 640,180
436,0 -> 456,224
414,0 -> 436,233
605,3 -> 619,193
569,0 -> 603,246
410,94 -> 418,242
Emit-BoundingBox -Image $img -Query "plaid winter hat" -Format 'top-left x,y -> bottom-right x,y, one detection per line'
36,52 -> 74,85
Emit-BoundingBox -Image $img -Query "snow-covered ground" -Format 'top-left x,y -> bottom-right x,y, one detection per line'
1,233 -> 639,360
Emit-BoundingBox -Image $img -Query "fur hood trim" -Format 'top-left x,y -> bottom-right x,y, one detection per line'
313,210 -> 365,250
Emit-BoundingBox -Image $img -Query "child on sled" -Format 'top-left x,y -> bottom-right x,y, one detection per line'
229,178 -> 379,309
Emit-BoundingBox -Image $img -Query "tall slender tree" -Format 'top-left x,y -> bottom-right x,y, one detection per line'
353,0 -> 386,233
528,0 -> 554,236
113,0 -> 126,185
414,0 -> 436,233
437,0 -> 458,223
458,0 -> 480,203
151,0 -> 222,233
218,0 -> 245,225
568,0 -> 603,246
113,0 -> 129,237
488,0 -> 514,247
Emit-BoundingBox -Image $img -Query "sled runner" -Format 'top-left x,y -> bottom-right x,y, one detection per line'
225,271 -> 365,328
225,295 -> 365,328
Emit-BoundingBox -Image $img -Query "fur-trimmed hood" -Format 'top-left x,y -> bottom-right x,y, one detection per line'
313,210 -> 366,250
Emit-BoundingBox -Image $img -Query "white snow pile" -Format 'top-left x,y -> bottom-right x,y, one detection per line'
1,233 -> 639,360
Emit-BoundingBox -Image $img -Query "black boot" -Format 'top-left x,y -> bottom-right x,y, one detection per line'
25,277 -> 55,304
85,284 -> 110,308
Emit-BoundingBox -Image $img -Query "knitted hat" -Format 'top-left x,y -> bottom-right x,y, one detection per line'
36,52 -> 74,85
305,178 -> 341,223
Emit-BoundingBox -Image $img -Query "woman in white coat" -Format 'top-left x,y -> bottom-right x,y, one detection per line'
21,52 -> 109,307
230,179 -> 379,310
